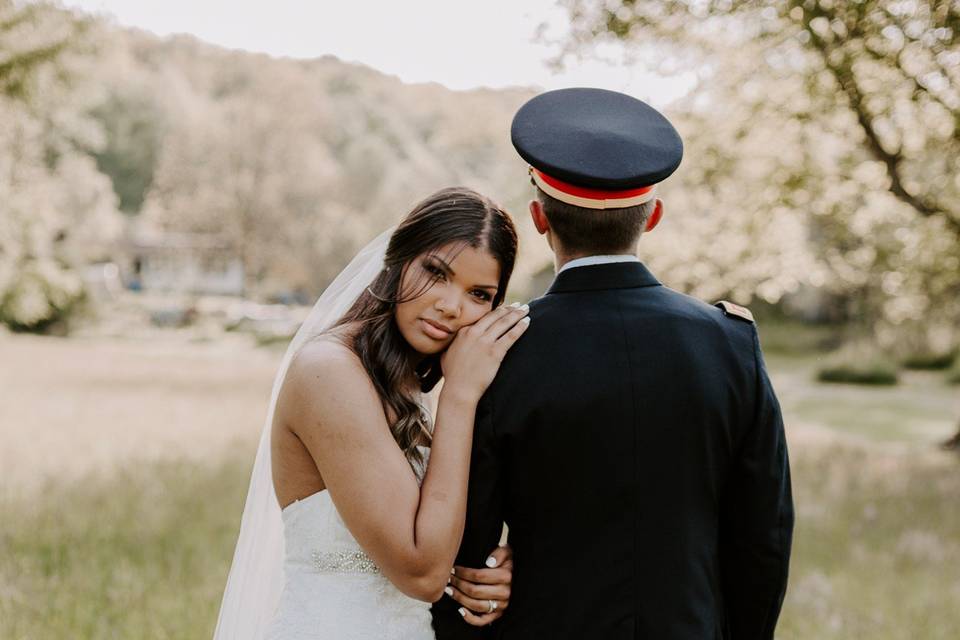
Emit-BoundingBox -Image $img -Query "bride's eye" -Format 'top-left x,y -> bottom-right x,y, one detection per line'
423,261 -> 445,280
471,290 -> 492,302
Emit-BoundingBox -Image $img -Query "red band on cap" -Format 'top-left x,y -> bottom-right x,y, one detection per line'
533,169 -> 655,200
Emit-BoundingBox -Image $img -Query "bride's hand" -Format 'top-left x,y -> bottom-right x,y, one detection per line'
445,544 -> 513,626
440,303 -> 530,403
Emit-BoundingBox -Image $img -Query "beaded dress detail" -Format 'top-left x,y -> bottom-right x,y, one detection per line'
264,446 -> 434,639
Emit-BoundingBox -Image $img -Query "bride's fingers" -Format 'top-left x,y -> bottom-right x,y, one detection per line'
446,583 -> 509,613
452,564 -> 511,586
458,606 -> 503,627
493,316 -> 530,357
484,544 -> 512,568
486,304 -> 529,341
470,302 -> 520,335
448,575 -> 510,601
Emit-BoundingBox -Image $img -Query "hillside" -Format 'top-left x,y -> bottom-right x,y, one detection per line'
90,26 -> 547,296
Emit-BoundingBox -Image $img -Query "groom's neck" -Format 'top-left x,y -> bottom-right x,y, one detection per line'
553,246 -> 640,273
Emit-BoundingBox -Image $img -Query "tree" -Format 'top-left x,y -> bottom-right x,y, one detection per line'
137,36 -> 539,298
0,2 -> 122,332
141,56 -> 345,296
88,85 -> 166,214
558,0 -> 960,440
558,0 -> 959,336
0,0 -> 77,99
562,0 -> 960,229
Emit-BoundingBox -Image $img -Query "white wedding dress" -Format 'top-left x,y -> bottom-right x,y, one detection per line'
214,228 -> 441,639
263,445 -> 436,640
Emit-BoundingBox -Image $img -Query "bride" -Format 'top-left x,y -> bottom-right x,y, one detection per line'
214,187 -> 528,639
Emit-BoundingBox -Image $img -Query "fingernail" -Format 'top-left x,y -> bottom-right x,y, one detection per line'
519,304 -> 529,312
458,607 -> 467,617
485,556 -> 498,568
509,302 -> 520,308
450,567 -> 456,575
447,575 -> 452,584
444,586 -> 453,597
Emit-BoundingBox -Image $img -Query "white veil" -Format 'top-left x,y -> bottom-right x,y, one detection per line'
213,226 -> 395,640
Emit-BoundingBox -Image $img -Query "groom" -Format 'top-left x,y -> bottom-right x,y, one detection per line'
431,88 -> 794,639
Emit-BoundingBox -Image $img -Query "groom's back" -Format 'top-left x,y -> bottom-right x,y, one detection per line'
433,261 -> 793,640
497,268 -> 750,639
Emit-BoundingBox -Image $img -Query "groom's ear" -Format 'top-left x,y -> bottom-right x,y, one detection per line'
529,200 -> 550,235
644,199 -> 664,233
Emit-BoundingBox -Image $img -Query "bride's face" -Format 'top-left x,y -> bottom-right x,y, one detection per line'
395,242 -> 501,355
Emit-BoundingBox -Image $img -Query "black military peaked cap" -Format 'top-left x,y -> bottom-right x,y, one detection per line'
511,87 -> 683,209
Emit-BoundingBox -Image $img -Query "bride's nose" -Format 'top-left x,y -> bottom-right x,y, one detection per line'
434,290 -> 461,318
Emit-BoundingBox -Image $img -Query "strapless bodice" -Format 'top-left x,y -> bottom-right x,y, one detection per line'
264,447 -> 434,639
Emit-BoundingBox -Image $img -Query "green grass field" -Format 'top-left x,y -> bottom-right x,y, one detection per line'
2,334 -> 958,639
0,454 -> 251,639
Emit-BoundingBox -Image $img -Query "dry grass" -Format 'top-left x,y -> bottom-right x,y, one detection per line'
0,333 -> 281,492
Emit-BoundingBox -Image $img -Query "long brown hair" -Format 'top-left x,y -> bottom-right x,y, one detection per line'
330,187 -> 518,465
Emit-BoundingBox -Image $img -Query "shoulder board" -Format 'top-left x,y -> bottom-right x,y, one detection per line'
714,300 -> 754,323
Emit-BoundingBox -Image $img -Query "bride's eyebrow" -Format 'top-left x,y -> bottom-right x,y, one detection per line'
424,255 -> 454,274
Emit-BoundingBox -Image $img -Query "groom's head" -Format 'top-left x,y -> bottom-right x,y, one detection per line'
528,187 -> 661,257
511,88 -> 682,259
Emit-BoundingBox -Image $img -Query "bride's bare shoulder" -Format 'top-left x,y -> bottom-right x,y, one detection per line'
279,335 -> 385,435
286,335 -> 366,388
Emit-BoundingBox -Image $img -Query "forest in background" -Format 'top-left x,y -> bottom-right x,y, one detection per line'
1,0 -> 958,379
0,1 -> 539,328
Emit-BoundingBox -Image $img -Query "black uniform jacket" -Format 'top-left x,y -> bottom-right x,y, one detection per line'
431,261 -> 794,640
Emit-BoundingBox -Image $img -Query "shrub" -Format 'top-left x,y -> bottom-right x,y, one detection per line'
901,351 -> 957,371
816,344 -> 899,386
0,260 -> 86,334
947,361 -> 960,385
755,320 -> 843,355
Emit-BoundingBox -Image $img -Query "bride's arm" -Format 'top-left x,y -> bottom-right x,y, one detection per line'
278,307 -> 529,603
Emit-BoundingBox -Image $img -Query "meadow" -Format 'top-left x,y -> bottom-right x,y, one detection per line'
1,332 -> 958,639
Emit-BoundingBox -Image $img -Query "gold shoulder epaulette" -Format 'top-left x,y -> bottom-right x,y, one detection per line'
715,300 -> 754,323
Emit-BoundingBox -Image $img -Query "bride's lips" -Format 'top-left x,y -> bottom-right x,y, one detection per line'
420,318 -> 453,340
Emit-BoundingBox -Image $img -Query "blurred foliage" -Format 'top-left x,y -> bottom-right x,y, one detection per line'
817,340 -> 899,385
127,35 -> 540,297
948,359 -> 960,385
901,349 -> 957,371
558,0 -> 960,353
756,319 -> 843,355
0,0 -> 77,99
87,85 -> 166,214
816,342 -> 900,385
1,6 -> 544,319
817,362 -> 899,385
3,0 -> 957,348
0,2 -> 121,332
0,262 -> 86,333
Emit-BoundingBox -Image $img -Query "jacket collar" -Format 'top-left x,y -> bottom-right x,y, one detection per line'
546,261 -> 661,295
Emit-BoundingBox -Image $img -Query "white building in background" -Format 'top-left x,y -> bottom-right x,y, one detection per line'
126,230 -> 244,296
